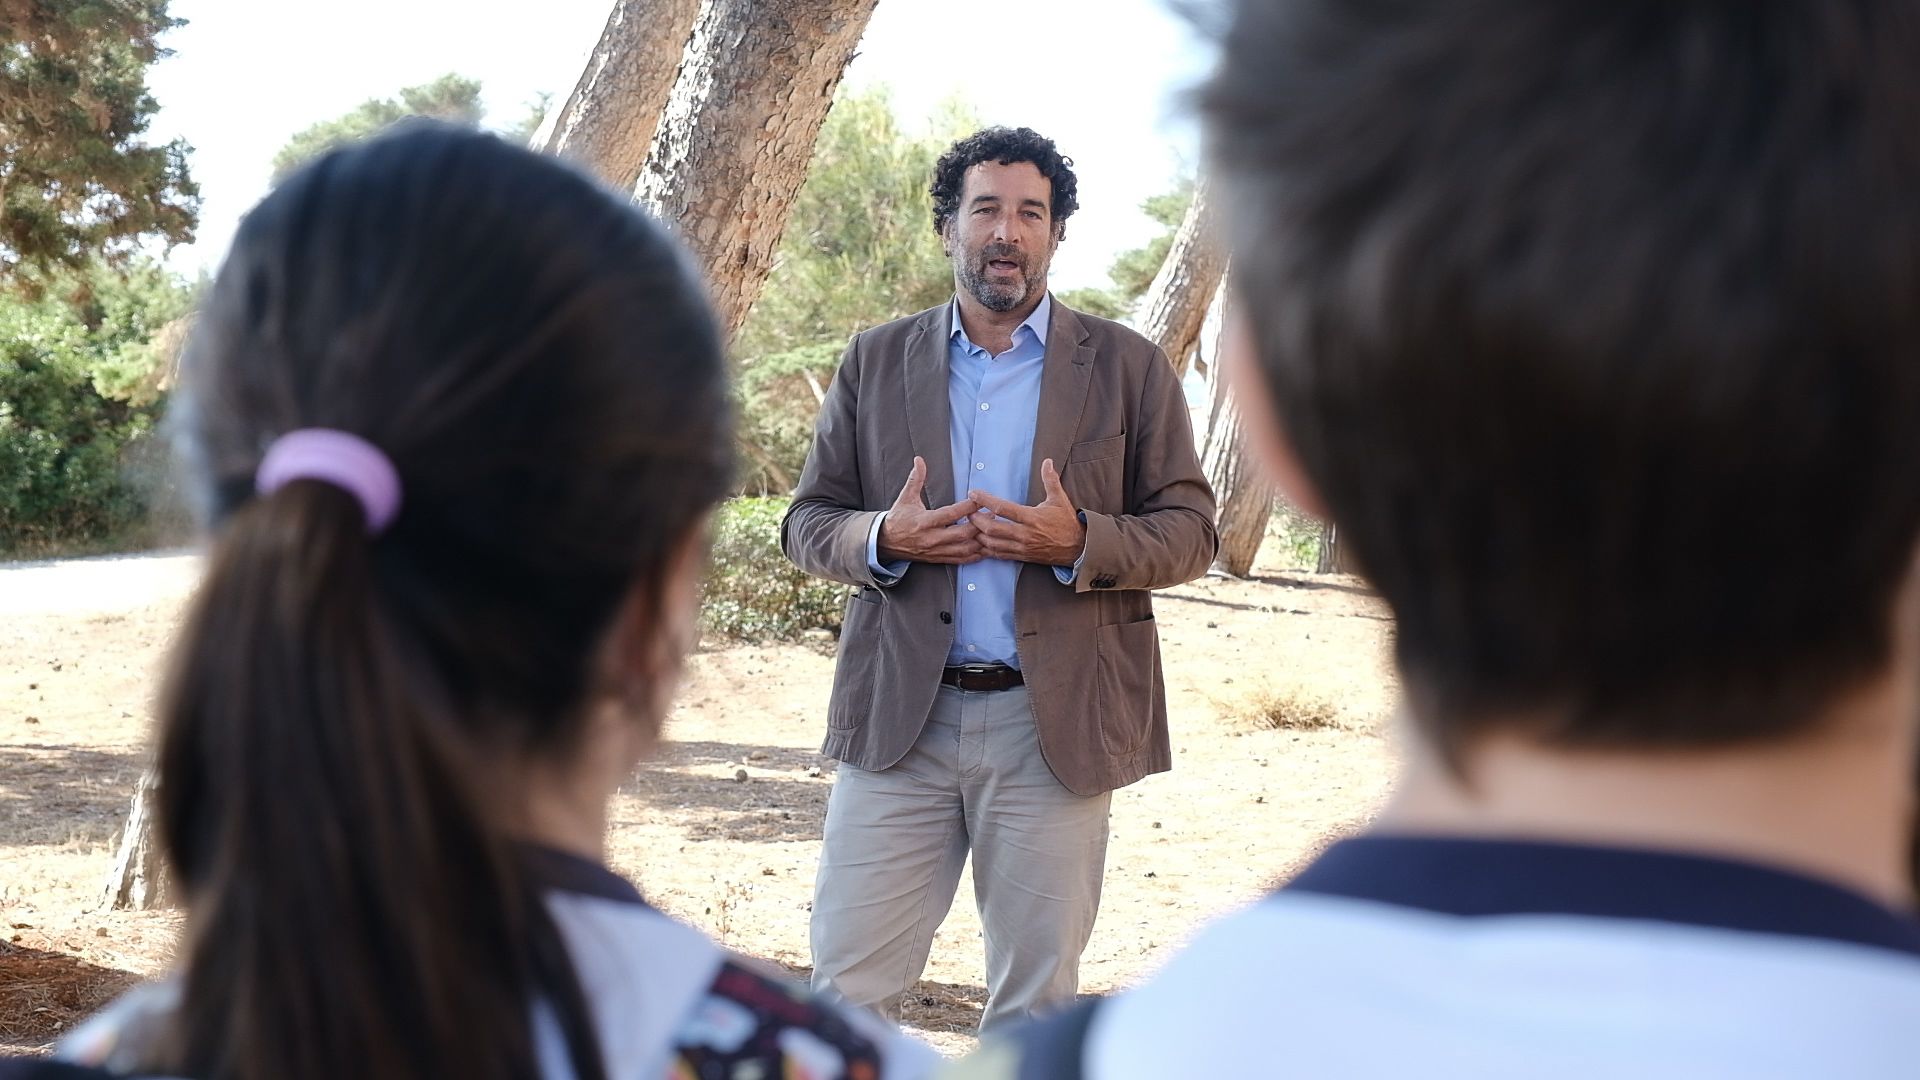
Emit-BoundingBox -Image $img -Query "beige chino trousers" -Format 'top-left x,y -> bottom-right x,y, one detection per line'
809,684 -> 1112,1033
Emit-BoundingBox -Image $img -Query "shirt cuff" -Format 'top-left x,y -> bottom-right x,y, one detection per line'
867,511 -> 908,585
1053,511 -> 1089,585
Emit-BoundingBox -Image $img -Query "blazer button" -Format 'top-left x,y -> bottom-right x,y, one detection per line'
939,611 -> 953,624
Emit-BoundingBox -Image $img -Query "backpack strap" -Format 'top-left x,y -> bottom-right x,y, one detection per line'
669,959 -> 884,1077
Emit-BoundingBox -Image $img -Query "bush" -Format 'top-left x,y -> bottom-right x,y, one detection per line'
702,496 -> 848,642
0,260 -> 192,555
0,309 -> 151,553
733,343 -> 842,496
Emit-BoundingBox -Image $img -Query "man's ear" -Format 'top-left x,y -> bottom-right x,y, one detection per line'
1225,305 -> 1330,521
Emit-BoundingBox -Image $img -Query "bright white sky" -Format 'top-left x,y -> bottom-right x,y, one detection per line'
143,0 -> 1214,292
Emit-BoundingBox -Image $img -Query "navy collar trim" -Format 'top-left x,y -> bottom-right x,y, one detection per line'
1282,835 -> 1920,961
521,844 -> 649,908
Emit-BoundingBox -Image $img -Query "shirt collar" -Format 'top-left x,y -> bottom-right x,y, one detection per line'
522,843 -> 650,908
1281,835 -> 1920,961
950,292 -> 1052,351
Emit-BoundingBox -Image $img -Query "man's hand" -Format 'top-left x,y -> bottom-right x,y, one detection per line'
969,459 -> 1088,567
877,456 -> 985,564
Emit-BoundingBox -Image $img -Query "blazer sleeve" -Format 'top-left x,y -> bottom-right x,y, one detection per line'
1073,348 -> 1219,592
780,336 -> 893,589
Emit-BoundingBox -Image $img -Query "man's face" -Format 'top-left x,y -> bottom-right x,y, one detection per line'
944,160 -> 1059,313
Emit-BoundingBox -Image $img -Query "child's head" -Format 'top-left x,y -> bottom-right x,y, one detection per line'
153,121 -> 729,1079
1204,1 -> 1920,759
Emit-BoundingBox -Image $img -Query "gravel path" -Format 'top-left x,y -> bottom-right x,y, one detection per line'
0,551 -> 202,618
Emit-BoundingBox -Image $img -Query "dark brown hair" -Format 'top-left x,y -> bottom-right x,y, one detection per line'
153,122 -> 731,1079
929,126 -> 1079,236
1203,1 -> 1920,756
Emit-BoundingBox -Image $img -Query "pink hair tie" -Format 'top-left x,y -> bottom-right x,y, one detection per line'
255,429 -> 403,535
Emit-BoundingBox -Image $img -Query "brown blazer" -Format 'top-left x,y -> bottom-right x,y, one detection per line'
780,299 -> 1218,796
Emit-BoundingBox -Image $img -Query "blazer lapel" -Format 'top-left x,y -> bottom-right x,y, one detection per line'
903,302 -> 956,508
1026,299 -> 1095,504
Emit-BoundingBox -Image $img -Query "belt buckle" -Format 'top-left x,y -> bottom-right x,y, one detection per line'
957,663 -> 996,677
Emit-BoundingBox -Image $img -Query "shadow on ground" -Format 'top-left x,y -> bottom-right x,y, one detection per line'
0,939 -> 139,1052
0,743 -> 144,850
622,739 -> 840,843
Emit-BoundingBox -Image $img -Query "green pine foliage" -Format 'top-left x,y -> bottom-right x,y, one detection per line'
0,0 -> 199,288
269,74 -> 489,184
1066,177 -> 1195,319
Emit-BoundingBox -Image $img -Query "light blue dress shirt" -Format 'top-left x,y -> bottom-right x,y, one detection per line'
866,295 -> 1080,669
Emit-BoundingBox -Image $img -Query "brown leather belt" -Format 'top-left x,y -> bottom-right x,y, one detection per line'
940,663 -> 1025,692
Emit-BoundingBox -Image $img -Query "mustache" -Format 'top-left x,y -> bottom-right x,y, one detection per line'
979,244 -> 1026,268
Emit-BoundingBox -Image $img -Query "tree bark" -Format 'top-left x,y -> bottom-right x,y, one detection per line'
1201,287 -> 1278,578
101,766 -> 168,910
1138,179 -> 1226,379
634,0 -> 881,340
529,0 -> 705,192
1316,521 -> 1355,574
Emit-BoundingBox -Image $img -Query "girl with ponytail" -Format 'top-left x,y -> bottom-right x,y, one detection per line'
11,122 -> 936,1080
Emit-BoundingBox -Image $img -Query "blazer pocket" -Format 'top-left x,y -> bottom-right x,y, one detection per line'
1065,433 -> 1128,515
829,596 -> 883,729
1067,433 -> 1126,464
1094,616 -> 1159,757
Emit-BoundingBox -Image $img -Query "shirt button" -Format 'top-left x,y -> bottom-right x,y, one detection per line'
975,462 -> 986,471
966,583 -> 977,591
979,402 -> 990,411
968,644 -> 979,651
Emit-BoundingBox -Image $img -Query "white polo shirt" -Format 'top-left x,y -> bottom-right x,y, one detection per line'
53,846 -> 941,1079
957,836 -> 1920,1079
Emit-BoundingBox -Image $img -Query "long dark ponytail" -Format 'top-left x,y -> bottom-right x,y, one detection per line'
151,123 -> 731,1080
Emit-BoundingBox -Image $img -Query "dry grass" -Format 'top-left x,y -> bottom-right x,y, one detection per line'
1237,684 -> 1348,732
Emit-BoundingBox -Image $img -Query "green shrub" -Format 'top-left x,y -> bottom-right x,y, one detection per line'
0,260 -> 192,555
702,496 -> 848,642
1269,500 -> 1326,571
1,309 -> 150,553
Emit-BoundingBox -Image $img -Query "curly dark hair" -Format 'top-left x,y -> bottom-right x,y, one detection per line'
930,126 -> 1079,237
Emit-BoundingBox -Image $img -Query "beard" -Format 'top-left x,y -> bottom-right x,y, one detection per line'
956,242 -> 1041,312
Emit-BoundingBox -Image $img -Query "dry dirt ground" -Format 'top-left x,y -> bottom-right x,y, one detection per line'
0,544 -> 1399,1057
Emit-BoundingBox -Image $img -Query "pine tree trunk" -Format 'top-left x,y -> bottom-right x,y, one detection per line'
635,0 -> 881,340
529,0 -> 705,193
1201,289 -> 1277,578
1316,521 -> 1354,574
101,766 -> 168,910
1137,180 -> 1226,378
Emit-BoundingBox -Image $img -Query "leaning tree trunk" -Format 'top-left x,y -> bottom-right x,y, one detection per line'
1200,287 -> 1278,577
1137,179 -> 1225,379
528,0 -> 704,191
634,0 -> 881,340
101,766 -> 168,910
